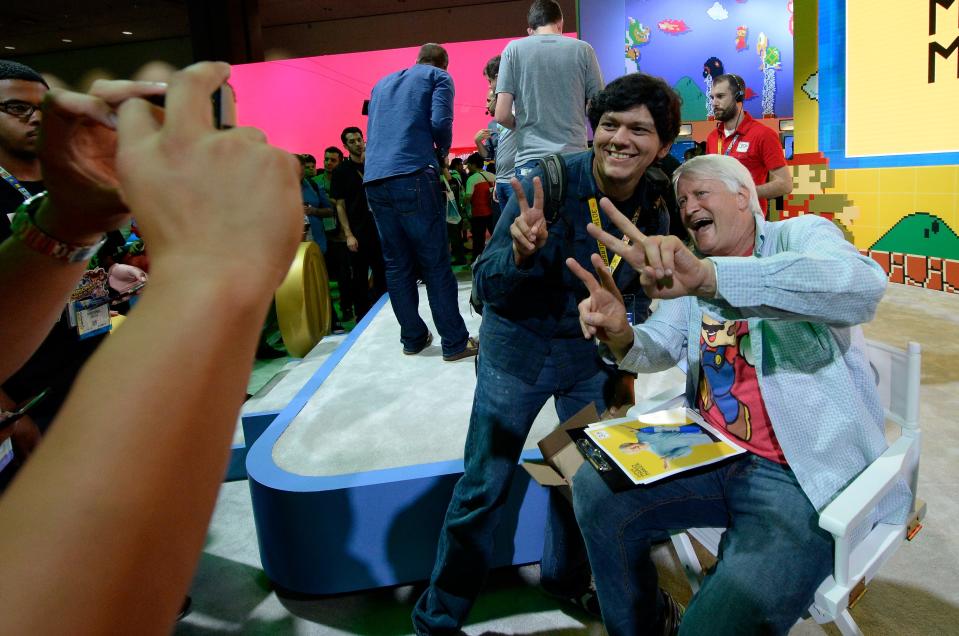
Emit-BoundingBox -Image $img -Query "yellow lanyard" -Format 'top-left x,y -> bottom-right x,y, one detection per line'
588,197 -> 625,275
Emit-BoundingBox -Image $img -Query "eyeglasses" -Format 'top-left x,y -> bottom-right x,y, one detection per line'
0,100 -> 42,120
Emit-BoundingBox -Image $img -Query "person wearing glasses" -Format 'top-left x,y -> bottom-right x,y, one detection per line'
0,61 -> 47,237
0,60 -> 138,489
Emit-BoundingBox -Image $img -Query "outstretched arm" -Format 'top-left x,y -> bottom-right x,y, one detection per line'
0,61 -> 302,635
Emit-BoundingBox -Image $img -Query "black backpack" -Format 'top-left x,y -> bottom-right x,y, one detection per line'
469,154 -> 567,316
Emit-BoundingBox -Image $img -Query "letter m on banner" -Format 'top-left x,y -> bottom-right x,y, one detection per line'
930,0 -> 959,82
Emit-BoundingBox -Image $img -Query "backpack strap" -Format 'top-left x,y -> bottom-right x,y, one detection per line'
537,153 -> 567,224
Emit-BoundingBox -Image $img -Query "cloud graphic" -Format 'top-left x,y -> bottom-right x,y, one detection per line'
802,72 -> 819,101
707,2 -> 729,20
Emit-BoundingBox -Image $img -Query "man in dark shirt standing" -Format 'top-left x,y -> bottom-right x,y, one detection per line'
0,60 -> 129,489
0,60 -> 48,486
0,61 -> 46,239
363,44 -> 476,361
330,126 -> 386,321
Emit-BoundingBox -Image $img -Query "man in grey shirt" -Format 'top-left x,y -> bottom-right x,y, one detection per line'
494,0 -> 604,178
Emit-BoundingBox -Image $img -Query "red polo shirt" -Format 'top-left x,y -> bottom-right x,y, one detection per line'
706,111 -> 786,216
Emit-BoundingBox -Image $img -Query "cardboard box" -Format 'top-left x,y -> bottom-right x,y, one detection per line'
521,403 -> 600,500
521,372 -> 687,497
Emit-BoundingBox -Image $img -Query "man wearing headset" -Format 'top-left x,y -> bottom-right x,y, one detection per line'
706,74 -> 792,216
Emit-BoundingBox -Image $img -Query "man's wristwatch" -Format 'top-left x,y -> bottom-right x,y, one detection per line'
9,192 -> 107,263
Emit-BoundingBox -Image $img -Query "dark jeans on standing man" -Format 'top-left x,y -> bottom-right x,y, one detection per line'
346,223 -> 387,321
365,168 -> 469,357
494,180 -> 513,230
469,214 -> 493,262
323,238 -> 354,320
412,342 -> 615,634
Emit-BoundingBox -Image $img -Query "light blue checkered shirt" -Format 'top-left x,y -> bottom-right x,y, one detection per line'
620,213 -> 911,525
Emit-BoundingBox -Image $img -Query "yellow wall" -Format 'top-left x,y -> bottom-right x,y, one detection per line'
831,166 -> 959,251
794,1 -> 959,255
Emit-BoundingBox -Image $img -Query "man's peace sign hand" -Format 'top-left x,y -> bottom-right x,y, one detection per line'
509,176 -> 548,265
587,198 -> 717,299
566,254 -> 634,359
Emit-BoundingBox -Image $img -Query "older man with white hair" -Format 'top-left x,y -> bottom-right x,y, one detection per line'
565,154 -> 911,635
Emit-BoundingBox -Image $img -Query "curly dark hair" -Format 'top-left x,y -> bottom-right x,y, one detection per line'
587,73 -> 681,145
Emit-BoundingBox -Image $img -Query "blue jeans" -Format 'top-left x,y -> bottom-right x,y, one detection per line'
365,170 -> 469,357
514,159 -> 540,181
572,454 -> 834,636
412,347 -> 616,635
494,180 -> 513,232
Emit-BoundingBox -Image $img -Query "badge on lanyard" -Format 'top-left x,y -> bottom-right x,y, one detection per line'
66,268 -> 112,339
72,298 -> 111,339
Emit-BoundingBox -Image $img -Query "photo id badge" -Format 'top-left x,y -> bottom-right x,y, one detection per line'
73,297 -> 111,340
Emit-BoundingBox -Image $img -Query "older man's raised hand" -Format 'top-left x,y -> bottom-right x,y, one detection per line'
588,197 -> 717,299
566,254 -> 634,358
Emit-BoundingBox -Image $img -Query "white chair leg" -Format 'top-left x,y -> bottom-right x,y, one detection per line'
806,602 -> 831,625
833,609 -> 864,636
670,532 -> 703,594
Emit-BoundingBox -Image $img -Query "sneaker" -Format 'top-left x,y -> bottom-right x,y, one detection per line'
567,589 -> 602,618
403,331 -> 433,355
442,336 -> 479,362
661,589 -> 685,636
543,584 -> 602,619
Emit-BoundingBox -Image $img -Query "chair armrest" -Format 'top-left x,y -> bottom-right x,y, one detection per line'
819,436 -> 916,588
819,436 -> 915,539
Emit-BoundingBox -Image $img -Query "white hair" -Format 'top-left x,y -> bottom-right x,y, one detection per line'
673,155 -> 762,216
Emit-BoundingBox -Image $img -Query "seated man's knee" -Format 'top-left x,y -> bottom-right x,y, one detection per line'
571,462 -> 612,533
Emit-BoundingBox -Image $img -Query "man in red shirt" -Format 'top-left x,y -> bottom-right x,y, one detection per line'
706,74 -> 792,216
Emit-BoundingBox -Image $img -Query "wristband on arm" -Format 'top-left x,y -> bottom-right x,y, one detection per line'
9,192 -> 106,263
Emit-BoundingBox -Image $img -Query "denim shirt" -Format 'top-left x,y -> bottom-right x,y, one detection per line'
364,64 -> 453,183
620,213 -> 911,525
473,150 -> 673,384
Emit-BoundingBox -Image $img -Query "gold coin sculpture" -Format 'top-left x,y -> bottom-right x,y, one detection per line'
275,241 -> 332,357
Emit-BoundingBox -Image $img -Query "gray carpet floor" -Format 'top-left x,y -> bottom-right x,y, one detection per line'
176,283 -> 959,635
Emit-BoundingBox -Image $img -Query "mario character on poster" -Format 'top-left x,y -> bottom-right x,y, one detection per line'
698,315 -> 752,441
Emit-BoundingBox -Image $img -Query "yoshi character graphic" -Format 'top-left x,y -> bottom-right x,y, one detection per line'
699,315 -> 753,440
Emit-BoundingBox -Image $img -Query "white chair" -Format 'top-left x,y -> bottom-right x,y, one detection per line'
669,339 -> 925,635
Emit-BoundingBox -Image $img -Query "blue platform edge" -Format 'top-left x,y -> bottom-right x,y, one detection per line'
244,293 -> 550,595
819,0 -> 959,168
